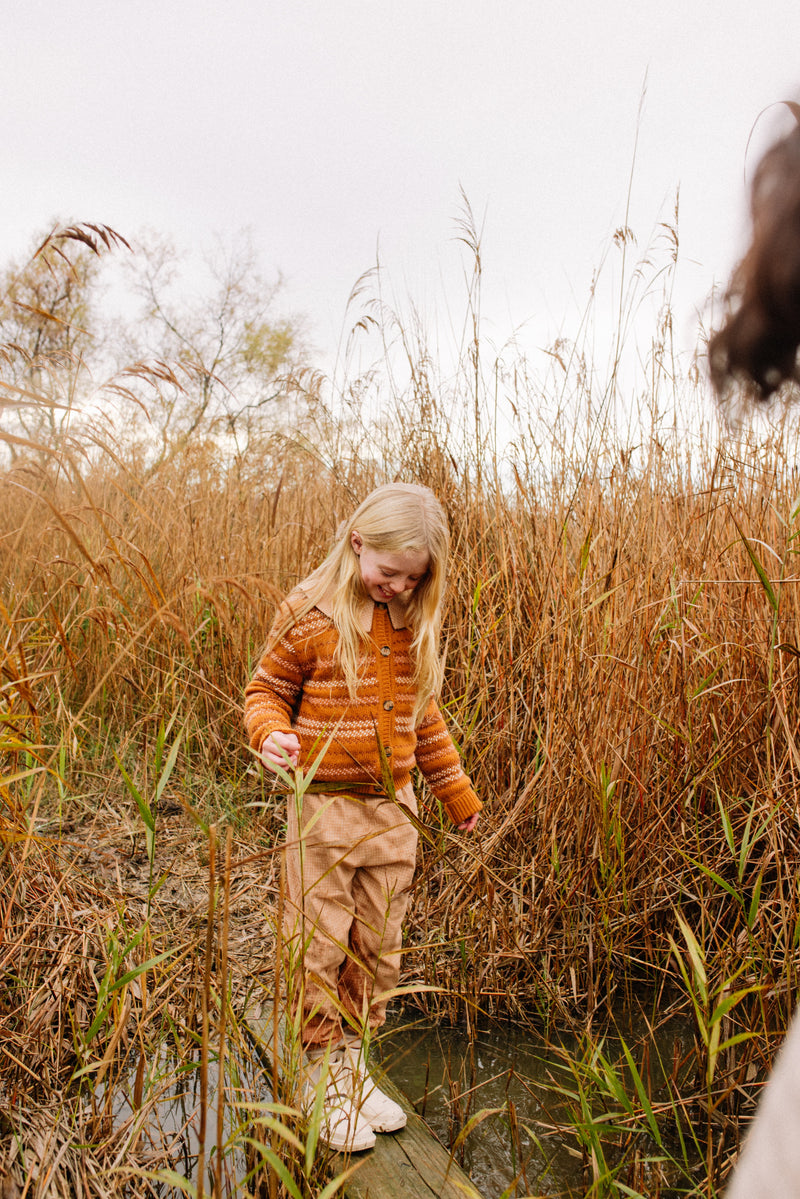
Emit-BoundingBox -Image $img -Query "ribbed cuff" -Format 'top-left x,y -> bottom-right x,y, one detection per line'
443,789 -> 483,825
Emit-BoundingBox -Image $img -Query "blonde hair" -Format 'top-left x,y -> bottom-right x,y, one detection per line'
274,483 -> 449,725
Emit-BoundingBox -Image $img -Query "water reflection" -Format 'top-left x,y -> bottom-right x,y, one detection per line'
95,1050 -> 267,1195
381,1010 -> 698,1198
381,1019 -> 584,1196
95,1009 -> 698,1196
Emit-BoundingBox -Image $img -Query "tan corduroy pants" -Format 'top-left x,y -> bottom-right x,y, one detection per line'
283,783 -> 419,1048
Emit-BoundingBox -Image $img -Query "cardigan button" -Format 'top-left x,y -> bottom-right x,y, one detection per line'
380,645 -> 391,656
383,700 -> 394,711
384,746 -> 392,757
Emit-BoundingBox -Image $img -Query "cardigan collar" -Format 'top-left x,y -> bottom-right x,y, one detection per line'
310,584 -> 408,633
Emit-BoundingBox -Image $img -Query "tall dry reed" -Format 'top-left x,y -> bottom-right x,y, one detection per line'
4,219 -> 800,1194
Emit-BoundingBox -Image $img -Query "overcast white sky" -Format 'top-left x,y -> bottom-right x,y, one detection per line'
4,1 -> 800,377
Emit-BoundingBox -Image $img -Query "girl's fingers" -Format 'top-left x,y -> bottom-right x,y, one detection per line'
261,732 -> 300,769
264,748 -> 296,764
456,812 -> 479,832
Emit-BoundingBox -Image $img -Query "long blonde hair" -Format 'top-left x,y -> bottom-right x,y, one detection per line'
273,483 -> 449,725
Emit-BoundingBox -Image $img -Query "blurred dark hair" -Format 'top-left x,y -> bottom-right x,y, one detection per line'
709,115 -> 800,403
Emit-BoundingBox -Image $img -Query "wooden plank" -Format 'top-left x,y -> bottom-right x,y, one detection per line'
245,1011 -> 484,1199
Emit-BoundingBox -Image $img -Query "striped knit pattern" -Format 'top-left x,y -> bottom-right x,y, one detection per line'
244,592 -> 481,824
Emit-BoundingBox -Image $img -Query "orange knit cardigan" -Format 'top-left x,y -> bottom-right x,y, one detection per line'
244,586 -> 481,825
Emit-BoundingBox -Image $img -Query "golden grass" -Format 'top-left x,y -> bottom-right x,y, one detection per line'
4,221 -> 800,1195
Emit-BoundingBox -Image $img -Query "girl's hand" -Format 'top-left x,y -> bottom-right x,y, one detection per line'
456,812 -> 479,833
261,731 -> 301,770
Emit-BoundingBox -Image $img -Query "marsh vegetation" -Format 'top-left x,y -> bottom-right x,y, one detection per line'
3,218 -> 800,1196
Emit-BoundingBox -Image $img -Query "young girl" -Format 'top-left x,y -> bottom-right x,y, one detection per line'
244,482 -> 481,1152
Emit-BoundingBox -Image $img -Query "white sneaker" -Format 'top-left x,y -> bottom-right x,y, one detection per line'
342,1040 -> 408,1133
303,1049 -> 376,1153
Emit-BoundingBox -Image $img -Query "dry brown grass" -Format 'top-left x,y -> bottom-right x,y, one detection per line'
4,221 -> 800,1195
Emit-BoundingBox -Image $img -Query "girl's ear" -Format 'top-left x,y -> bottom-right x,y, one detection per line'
351,530 -> 363,555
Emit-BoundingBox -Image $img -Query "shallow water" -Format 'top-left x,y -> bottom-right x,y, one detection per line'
98,1008 -> 697,1197
95,1049 -> 266,1195
381,1019 -> 585,1197
107,1028 -> 578,1196
381,1010 -> 698,1198
101,1027 -> 580,1196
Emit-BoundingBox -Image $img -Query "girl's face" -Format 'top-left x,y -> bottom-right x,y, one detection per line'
351,531 -> 430,602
